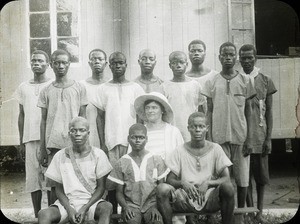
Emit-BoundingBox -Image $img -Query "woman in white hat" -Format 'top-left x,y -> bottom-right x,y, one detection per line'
133,92 -> 184,159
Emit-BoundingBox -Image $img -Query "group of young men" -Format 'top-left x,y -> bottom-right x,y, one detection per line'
15,39 -> 277,224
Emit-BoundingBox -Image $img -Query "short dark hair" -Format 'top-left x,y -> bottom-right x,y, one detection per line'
219,42 -> 236,54
144,100 -> 166,114
51,49 -> 71,63
89,49 -> 107,60
188,112 -> 206,125
129,123 -> 147,135
239,44 -> 257,57
32,50 -> 50,63
188,39 -> 206,51
109,52 -> 126,64
169,51 -> 187,62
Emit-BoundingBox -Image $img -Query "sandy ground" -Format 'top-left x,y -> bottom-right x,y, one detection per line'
0,153 -> 299,223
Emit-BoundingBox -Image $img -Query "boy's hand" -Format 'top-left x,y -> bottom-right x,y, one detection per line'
196,182 -> 208,205
76,205 -> 88,224
262,139 -> 271,156
182,181 -> 199,201
242,145 -> 252,157
39,148 -> 48,167
67,207 -> 79,224
148,207 -> 161,222
123,206 -> 135,221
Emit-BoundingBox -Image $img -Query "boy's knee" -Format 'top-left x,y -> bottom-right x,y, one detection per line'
219,181 -> 235,199
38,208 -> 52,222
97,201 -> 113,214
156,183 -> 172,199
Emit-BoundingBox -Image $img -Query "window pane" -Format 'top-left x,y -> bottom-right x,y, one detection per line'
29,0 -> 49,12
30,39 -> 51,59
57,37 -> 79,63
30,13 -> 50,38
57,12 -> 78,36
56,0 -> 78,11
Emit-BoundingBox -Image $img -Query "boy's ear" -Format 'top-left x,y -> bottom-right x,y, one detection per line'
169,63 -> 172,69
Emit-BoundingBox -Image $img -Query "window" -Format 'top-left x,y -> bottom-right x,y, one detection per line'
254,0 -> 300,56
29,0 -> 80,63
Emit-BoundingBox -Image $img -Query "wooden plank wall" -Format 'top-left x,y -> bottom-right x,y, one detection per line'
256,58 -> 300,139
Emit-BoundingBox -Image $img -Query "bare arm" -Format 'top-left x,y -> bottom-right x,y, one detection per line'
206,97 -> 213,141
79,105 -> 87,118
207,167 -> 231,187
244,99 -> 253,156
116,183 -> 136,221
96,108 -> 108,154
263,94 -> 273,155
76,176 -> 108,223
18,105 -> 25,159
39,108 -> 48,166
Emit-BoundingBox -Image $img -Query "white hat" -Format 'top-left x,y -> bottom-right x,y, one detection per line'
134,92 -> 174,123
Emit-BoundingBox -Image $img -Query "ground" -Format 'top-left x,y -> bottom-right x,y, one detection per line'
0,148 -> 299,223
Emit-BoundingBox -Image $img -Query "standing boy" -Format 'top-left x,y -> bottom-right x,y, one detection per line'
201,42 -> 256,222
134,49 -> 164,93
38,117 -> 113,224
15,50 -> 52,217
185,39 -> 217,84
239,44 -> 277,223
38,49 -> 88,204
80,49 -> 108,148
91,52 -> 144,214
162,51 -> 206,141
108,124 -> 168,224
157,112 -> 234,224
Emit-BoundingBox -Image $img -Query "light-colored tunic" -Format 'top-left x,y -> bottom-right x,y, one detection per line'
162,79 -> 206,141
91,82 -> 144,150
134,75 -> 164,93
37,81 -> 88,149
166,141 -> 232,206
14,80 -> 52,143
79,80 -> 104,148
201,72 -> 256,145
45,146 -> 112,205
108,152 -> 169,212
187,70 -> 218,87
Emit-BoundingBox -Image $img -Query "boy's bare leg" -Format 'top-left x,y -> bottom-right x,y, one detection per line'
156,183 -> 173,224
38,206 -> 61,224
256,184 -> 266,222
31,190 -> 42,218
49,187 -> 57,205
237,186 -> 247,207
46,190 -> 51,206
219,182 -> 235,224
94,201 -> 113,224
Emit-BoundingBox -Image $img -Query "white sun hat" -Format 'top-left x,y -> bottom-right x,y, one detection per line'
134,92 -> 174,123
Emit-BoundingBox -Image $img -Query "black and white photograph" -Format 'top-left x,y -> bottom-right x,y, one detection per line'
0,0 -> 299,223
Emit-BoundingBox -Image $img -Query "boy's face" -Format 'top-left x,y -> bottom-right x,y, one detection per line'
128,129 -> 147,152
109,54 -> 127,78
239,50 -> 256,74
138,50 -> 156,74
169,53 -> 188,76
188,117 -> 208,142
31,54 -> 49,75
51,54 -> 70,77
219,46 -> 237,69
189,44 -> 206,65
89,51 -> 107,73
69,121 -> 90,147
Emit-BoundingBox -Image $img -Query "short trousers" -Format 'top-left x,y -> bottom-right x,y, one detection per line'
220,143 -> 249,187
250,153 -> 269,185
25,141 -> 44,192
122,206 -> 163,224
51,199 -> 105,223
106,145 -> 128,190
45,148 -> 60,188
168,185 -> 220,214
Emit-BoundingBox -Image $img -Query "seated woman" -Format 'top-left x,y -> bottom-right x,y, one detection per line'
132,92 -> 186,224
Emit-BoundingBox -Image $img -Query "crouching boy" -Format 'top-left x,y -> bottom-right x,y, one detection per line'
108,124 -> 169,224
157,112 -> 235,224
38,117 -> 113,224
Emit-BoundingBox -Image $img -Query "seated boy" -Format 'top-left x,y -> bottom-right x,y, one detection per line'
108,124 -> 169,224
157,112 -> 235,224
38,117 -> 113,224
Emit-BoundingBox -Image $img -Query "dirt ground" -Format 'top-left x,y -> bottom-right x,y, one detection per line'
0,152 -> 299,223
